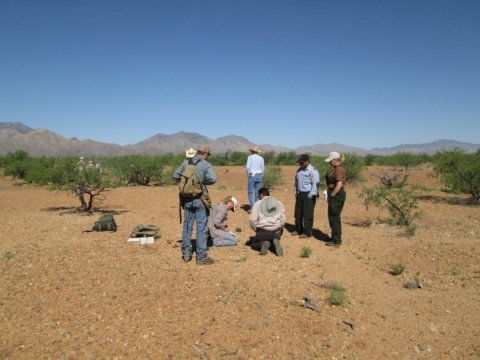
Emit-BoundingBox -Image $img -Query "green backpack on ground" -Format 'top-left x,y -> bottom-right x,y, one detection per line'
178,159 -> 203,198
92,213 -> 117,232
131,224 -> 162,239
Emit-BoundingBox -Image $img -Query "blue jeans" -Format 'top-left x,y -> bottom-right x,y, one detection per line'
182,198 -> 208,260
212,232 -> 238,247
247,174 -> 263,208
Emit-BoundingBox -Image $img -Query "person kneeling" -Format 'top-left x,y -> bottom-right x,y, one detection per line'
207,196 -> 239,246
249,188 -> 286,256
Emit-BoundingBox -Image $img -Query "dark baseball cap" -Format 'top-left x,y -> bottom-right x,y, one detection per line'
297,154 -> 310,163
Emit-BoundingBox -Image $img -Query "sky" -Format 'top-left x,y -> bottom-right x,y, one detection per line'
1,0 -> 479,150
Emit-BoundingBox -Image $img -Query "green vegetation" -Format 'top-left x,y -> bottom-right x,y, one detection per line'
360,169 -> 421,230
299,247 -> 312,258
433,149 -> 480,203
390,263 -> 406,275
262,166 -> 282,188
328,284 -> 347,306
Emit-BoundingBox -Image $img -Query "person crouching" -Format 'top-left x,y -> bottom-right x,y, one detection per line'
249,188 -> 286,256
207,196 -> 239,246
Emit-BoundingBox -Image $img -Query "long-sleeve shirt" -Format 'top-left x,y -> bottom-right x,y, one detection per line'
294,164 -> 319,198
172,155 -> 218,193
245,153 -> 264,177
249,196 -> 286,231
207,204 -> 229,240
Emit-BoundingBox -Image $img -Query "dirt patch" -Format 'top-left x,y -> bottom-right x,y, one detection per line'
1,166 -> 479,359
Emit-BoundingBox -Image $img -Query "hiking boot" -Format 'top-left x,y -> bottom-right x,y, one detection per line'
325,242 -> 341,248
183,257 -> 192,263
291,231 -> 300,236
196,257 -> 215,265
259,241 -> 271,256
299,234 -> 311,239
273,239 -> 283,256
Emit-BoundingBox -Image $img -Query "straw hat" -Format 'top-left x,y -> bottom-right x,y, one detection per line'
249,145 -> 261,153
185,148 -> 196,158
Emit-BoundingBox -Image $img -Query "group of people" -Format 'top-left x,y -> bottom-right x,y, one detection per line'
172,144 -> 346,265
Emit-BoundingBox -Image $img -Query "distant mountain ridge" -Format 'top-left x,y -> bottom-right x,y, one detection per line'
0,122 -> 479,157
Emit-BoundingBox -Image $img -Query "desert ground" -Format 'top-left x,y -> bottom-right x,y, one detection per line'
1,165 -> 479,359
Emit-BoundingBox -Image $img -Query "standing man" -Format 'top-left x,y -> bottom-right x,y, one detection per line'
173,144 -> 218,265
246,145 -> 264,213
249,188 -> 285,256
292,154 -> 319,239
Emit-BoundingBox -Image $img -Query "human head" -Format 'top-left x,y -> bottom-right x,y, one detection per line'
258,187 -> 270,199
249,145 -> 261,154
197,144 -> 211,158
220,196 -> 238,212
185,148 -> 196,158
297,154 -> 310,168
325,151 -> 345,166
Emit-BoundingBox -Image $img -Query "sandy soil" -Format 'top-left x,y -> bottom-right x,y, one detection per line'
1,165 -> 479,359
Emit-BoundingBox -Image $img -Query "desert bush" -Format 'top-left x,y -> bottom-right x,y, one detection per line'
360,170 -> 421,227
49,157 -> 117,211
433,149 -> 480,203
262,166 -> 282,188
391,152 -> 421,170
106,155 -> 165,186
328,284 -> 347,306
390,263 -> 406,275
299,247 -> 312,258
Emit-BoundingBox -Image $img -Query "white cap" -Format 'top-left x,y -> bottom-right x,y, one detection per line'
230,197 -> 238,212
325,151 -> 340,162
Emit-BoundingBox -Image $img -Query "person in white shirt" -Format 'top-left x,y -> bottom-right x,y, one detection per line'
245,145 -> 265,213
249,188 -> 286,256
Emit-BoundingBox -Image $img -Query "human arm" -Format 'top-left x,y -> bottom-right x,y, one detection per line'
308,169 -> 320,199
172,161 -> 187,181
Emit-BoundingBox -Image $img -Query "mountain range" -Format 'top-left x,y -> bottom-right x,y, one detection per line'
1,122 -> 479,157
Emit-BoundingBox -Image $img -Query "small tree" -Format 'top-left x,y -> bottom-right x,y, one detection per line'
433,149 -> 480,203
50,158 -> 115,211
360,170 -> 421,229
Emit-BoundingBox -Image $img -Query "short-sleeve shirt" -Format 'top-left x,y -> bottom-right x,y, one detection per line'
326,165 -> 346,189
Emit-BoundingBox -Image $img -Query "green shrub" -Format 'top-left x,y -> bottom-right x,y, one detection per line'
262,166 -> 282,188
299,247 -> 312,258
433,149 -> 480,203
328,284 -> 347,306
391,263 -> 406,275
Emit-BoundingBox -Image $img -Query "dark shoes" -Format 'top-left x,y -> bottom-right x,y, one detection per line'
291,231 -> 299,236
299,234 -> 312,239
183,257 -> 192,263
273,239 -> 283,256
325,242 -> 341,248
259,241 -> 271,256
196,257 -> 215,265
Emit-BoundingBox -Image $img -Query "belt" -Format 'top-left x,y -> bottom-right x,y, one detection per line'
257,228 -> 281,233
298,191 -> 310,194
250,173 -> 263,176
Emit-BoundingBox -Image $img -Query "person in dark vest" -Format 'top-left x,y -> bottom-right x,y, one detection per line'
249,188 -> 285,256
324,151 -> 346,247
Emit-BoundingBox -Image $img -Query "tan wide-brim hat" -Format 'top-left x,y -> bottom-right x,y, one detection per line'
249,145 -> 261,153
185,148 -> 196,158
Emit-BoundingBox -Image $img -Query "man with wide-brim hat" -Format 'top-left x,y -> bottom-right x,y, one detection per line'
172,144 -> 218,265
246,145 -> 264,212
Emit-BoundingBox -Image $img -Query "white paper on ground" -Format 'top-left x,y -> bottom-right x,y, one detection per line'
140,237 -> 154,245
127,238 -> 140,242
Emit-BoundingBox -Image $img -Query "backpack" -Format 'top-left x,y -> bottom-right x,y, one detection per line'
178,159 -> 203,198
131,224 -> 162,239
92,213 -> 117,232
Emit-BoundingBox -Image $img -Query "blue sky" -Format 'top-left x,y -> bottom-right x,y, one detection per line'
1,0 -> 479,150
